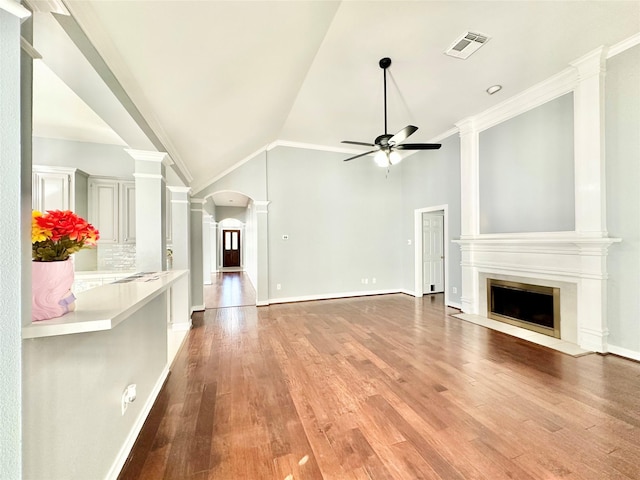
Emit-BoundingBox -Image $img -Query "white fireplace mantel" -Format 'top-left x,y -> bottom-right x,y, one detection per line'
453,45 -> 621,354
453,232 -> 620,353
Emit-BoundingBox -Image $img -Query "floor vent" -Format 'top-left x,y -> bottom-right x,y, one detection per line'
445,31 -> 490,59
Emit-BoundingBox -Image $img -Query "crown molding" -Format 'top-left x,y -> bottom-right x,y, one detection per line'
607,32 -> 640,58
0,0 -> 31,19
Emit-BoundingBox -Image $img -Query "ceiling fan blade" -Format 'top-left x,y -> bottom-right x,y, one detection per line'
389,125 -> 418,146
343,149 -> 378,162
395,143 -> 442,150
341,140 -> 376,147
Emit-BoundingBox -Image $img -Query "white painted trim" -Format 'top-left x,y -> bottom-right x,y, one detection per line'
607,32 -> 640,58
168,186 -> 191,194
192,129 -> 462,195
106,365 -> 169,480
268,289 -> 404,305
429,127 -> 459,143
0,0 -> 31,19
133,173 -> 163,180
414,205 -> 449,305
471,67 -> 577,133
607,344 -> 640,362
269,139 -> 360,155
125,149 -> 171,165
171,321 -> 192,332
190,305 -> 205,313
21,37 -> 41,59
192,145 -> 268,194
448,301 -> 462,311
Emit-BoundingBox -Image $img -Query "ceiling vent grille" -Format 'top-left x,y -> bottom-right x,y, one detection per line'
445,31 -> 490,59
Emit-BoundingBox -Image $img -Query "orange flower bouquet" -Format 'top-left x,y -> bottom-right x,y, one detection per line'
32,210 -> 100,262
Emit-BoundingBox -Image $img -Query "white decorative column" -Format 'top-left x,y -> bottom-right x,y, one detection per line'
254,201 -> 270,306
0,3 -> 31,478
202,214 -> 212,285
168,186 -> 191,270
190,198 -> 205,311
127,149 -> 170,272
211,221 -> 218,273
168,186 -> 191,329
570,46 -> 612,352
455,117 -> 480,314
571,47 -> 608,236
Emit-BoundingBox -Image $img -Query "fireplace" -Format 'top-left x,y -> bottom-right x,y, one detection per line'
487,279 -> 560,338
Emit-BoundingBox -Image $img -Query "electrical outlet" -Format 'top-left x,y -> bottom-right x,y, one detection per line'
452,287 -> 458,294
364,278 -> 369,284
407,239 -> 412,245
276,283 -> 281,290
121,384 -> 137,415
372,278 -> 376,284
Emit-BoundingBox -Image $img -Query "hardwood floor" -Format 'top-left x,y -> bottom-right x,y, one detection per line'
119,292 -> 640,479
204,272 -> 256,309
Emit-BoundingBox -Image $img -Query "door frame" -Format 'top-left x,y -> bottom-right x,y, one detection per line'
218,224 -> 245,271
414,204 -> 449,306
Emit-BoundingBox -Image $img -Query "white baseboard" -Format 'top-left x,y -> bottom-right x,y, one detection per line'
607,344 -> 640,362
106,365 -> 170,480
267,289 -> 403,305
256,300 -> 270,307
171,321 -> 192,331
447,301 -> 463,310
190,304 -> 205,314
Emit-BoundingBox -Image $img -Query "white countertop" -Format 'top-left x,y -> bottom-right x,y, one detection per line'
23,270 -> 189,339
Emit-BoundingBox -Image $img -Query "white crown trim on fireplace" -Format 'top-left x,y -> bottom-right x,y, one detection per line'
453,45 -> 621,354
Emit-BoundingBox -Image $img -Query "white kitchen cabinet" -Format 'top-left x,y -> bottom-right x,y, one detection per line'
89,178 -> 135,245
32,166 -> 89,217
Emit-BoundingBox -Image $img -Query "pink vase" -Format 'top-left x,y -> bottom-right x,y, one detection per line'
32,259 -> 76,322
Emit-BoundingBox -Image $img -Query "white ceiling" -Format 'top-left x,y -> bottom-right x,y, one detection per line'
36,1 -> 640,194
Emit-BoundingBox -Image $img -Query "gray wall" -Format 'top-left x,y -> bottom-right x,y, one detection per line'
23,294 -> 168,480
479,93 -> 575,233
197,150 -> 268,201
266,146 -> 403,299
605,44 -> 640,353
216,205 -> 246,222
400,134 -> 462,303
0,9 -> 27,478
32,136 -> 134,177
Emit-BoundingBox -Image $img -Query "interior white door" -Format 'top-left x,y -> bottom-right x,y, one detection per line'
422,213 -> 444,294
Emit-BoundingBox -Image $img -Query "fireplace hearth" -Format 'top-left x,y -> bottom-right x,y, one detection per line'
487,279 -> 560,338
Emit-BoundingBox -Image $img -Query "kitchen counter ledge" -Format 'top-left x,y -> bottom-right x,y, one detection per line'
23,270 -> 189,339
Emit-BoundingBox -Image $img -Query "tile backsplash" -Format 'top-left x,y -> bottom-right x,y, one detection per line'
97,243 -> 136,271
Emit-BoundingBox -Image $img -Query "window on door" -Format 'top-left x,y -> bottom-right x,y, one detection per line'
223,229 -> 241,268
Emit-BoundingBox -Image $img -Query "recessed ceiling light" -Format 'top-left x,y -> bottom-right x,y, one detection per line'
486,85 -> 502,95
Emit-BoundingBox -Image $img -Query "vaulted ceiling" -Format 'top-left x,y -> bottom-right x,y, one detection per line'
33,1 -> 640,194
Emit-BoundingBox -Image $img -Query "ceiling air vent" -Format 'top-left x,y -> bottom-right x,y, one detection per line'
445,31 -> 491,59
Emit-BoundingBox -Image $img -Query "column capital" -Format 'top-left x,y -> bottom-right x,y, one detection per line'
0,0 -> 31,19
570,46 -> 607,81
455,117 -> 477,137
125,149 -> 173,166
254,200 -> 270,214
168,186 -> 191,194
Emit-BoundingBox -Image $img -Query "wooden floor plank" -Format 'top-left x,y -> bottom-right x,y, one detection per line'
119,276 -> 640,480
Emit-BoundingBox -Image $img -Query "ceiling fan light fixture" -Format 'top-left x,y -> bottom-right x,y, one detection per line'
389,151 -> 402,165
374,150 -> 389,167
